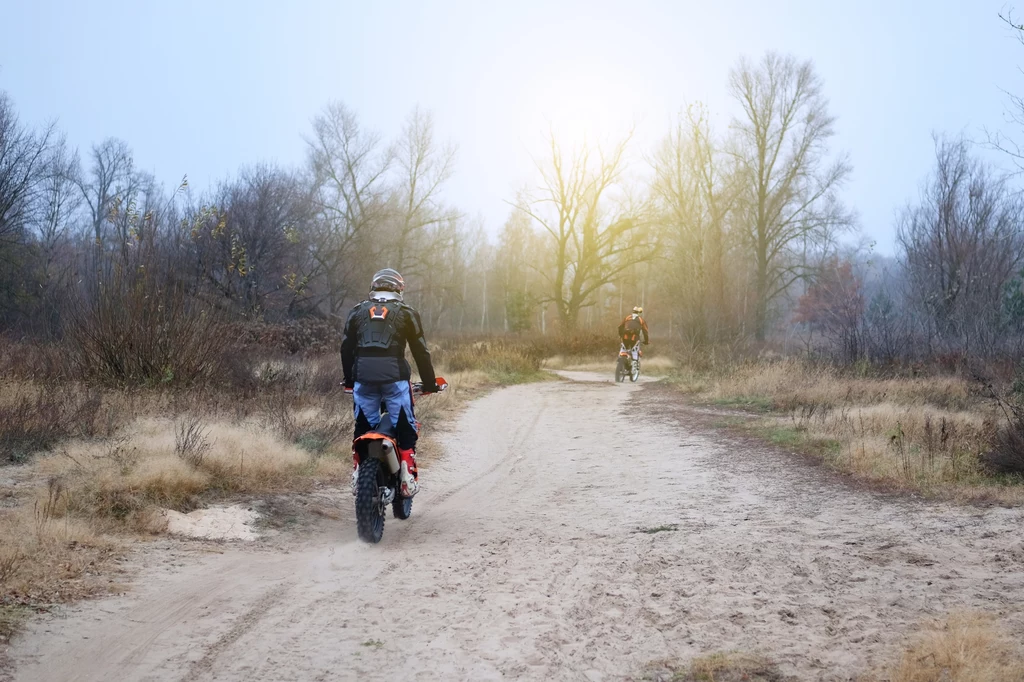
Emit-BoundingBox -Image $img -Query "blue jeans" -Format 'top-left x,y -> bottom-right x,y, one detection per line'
352,381 -> 418,449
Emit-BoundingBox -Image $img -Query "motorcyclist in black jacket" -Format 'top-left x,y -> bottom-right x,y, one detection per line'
341,268 -> 438,497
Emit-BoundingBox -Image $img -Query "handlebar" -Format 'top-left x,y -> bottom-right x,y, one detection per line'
412,377 -> 449,396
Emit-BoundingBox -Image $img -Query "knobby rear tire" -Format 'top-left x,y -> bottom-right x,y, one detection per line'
615,357 -> 626,383
355,457 -> 385,543
393,496 -> 413,520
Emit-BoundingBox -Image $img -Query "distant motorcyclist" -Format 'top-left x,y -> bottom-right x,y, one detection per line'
341,268 -> 438,497
618,306 -> 650,348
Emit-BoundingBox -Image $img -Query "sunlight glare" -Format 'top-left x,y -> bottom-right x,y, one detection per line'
521,58 -> 642,151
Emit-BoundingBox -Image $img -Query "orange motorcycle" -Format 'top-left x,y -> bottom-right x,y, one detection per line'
351,377 -> 447,543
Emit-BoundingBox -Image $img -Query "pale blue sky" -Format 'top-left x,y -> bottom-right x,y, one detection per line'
3,0 -> 1021,254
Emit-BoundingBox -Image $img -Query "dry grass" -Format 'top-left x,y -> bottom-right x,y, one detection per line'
705,359 -> 974,411
436,340 -> 547,384
642,652 -> 785,682
684,652 -> 784,682
671,359 -> 1024,503
30,417 -> 347,530
0,382 -> 107,465
888,613 -> 1024,682
0,483 -> 120,608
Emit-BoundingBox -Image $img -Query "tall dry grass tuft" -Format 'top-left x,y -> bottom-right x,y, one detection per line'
175,416 -> 212,467
891,613 -> 1024,682
267,394 -> 353,455
197,421 -> 317,493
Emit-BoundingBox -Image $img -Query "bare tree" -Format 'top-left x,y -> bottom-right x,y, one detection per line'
728,53 -> 852,341
493,210 -> 543,333
35,134 -> 83,307
793,256 -> 864,361
389,107 -> 459,275
989,9 -> 1024,171
518,133 -> 656,330
0,92 -> 54,248
305,101 -> 392,314
651,104 -> 737,344
194,165 -> 313,317
897,135 -> 1024,355
76,138 -> 134,250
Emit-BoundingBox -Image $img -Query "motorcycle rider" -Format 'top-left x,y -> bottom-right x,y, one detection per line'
341,268 -> 438,498
618,306 -> 650,352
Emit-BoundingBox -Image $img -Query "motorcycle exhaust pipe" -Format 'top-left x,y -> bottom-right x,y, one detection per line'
382,440 -> 400,475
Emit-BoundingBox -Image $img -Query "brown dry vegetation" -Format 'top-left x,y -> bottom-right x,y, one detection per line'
669,358 -> 1024,504
886,612 -> 1024,682
644,652 -> 786,682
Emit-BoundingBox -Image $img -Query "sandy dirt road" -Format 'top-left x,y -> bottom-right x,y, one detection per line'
10,372 -> 1024,681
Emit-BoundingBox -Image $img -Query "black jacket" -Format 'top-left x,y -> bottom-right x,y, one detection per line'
341,298 -> 437,387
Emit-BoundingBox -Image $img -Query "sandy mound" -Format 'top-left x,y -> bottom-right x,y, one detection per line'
162,505 -> 260,541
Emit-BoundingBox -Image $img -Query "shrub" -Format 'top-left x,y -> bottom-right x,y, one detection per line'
978,385 -> 1024,475
65,266 -> 228,387
0,386 -> 103,464
175,416 -> 212,467
532,331 -> 618,359
269,396 -> 352,455
0,338 -> 72,383
434,338 -> 543,381
227,318 -> 341,356
983,399 -> 1024,476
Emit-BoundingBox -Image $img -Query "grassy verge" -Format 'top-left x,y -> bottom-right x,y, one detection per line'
668,358 -> 1024,504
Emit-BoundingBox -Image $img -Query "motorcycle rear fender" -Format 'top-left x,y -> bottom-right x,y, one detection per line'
352,433 -> 401,474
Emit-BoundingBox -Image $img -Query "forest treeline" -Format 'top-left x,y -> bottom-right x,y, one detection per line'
4,48 -> 1024,374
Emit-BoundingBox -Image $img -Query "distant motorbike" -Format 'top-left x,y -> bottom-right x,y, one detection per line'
615,342 -> 641,383
350,377 -> 448,543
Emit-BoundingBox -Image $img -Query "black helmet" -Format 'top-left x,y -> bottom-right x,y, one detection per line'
371,268 -> 405,294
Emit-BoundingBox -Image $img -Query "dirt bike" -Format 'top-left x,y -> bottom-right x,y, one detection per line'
615,341 -> 642,383
350,377 -> 448,543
